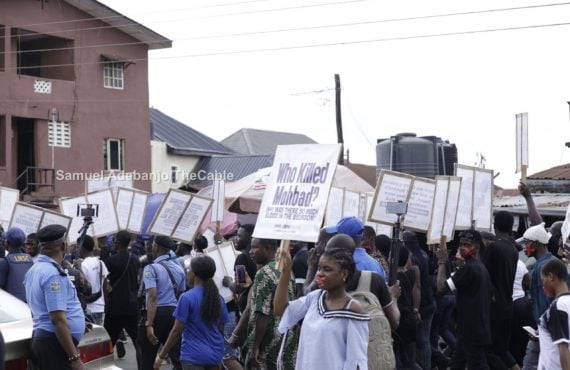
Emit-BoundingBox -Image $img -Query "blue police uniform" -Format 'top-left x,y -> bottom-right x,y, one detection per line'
0,252 -> 33,302
138,253 -> 185,370
25,254 -> 85,343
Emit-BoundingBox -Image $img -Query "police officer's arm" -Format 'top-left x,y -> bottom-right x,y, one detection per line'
49,311 -> 83,365
145,287 -> 159,341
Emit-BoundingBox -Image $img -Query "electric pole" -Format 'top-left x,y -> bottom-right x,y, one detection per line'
335,74 -> 344,165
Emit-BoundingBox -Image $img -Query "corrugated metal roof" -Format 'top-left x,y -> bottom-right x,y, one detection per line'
221,128 -> 317,155
150,108 -> 234,156
528,163 -> 570,180
494,193 -> 570,217
186,155 -> 275,189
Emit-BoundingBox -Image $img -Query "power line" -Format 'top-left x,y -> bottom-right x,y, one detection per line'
7,19 -> 570,70
4,1 -> 570,56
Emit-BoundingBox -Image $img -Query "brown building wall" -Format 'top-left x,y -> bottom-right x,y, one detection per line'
0,0 -> 152,196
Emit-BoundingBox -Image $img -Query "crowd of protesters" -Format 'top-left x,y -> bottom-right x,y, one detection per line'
3,179 -> 570,369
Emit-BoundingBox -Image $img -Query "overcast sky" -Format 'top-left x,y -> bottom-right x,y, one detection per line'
100,0 -> 570,188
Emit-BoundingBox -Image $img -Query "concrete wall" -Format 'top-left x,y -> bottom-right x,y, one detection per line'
150,140 -> 200,193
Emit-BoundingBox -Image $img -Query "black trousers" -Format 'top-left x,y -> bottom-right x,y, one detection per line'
31,333 -> 78,370
104,312 -> 139,346
137,306 -> 182,370
450,338 -> 490,370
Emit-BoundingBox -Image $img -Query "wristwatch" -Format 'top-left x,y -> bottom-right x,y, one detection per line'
68,353 -> 81,362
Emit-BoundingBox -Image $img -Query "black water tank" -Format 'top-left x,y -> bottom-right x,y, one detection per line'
376,133 -> 438,179
437,140 -> 458,176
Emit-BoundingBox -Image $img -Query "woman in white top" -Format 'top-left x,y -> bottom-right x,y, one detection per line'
274,246 -> 370,370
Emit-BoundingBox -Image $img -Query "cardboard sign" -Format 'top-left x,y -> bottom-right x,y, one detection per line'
0,187 -> 20,228
516,112 -> 529,173
149,189 -> 213,244
86,174 -> 134,200
204,242 -> 237,303
473,168 -> 494,231
402,178 -> 435,232
427,177 -> 450,244
365,193 -> 392,237
9,202 -> 72,236
454,164 -> 475,230
369,170 -> 413,226
211,180 -> 225,223
441,177 -> 462,240
253,144 -> 341,242
115,187 -> 148,234
343,190 -> 361,218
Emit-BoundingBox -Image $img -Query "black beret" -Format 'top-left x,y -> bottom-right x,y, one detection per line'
37,224 -> 67,245
154,235 -> 174,250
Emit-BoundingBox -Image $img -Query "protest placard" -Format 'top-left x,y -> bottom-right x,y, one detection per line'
516,112 -> 529,180
343,189 -> 361,218
365,193 -> 392,237
427,177 -> 450,244
473,168 -> 494,231
86,174 -> 133,200
115,188 -> 148,234
149,189 -> 213,244
442,176 -> 462,240
454,164 -> 475,230
211,180 -> 225,223
253,144 -> 341,242
369,170 -> 413,226
205,242 -> 237,302
324,187 -> 344,226
0,187 -> 20,228
402,178 -> 435,232
9,202 -> 72,236
562,204 -> 570,245
59,195 -> 93,244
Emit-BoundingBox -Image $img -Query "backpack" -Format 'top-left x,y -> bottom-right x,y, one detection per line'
349,271 -> 396,370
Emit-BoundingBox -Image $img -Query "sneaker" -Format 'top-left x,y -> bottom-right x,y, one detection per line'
116,340 -> 126,359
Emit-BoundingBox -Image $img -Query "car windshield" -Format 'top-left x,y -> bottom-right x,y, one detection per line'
0,290 -> 32,323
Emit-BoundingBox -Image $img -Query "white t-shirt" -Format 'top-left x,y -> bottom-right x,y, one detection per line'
81,256 -> 109,313
512,260 -> 528,301
538,293 -> 570,370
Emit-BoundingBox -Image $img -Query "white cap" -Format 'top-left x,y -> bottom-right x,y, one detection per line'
523,222 -> 550,245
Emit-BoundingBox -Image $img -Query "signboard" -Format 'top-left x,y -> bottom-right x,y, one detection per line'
343,190 -> 361,218
454,164 -> 475,230
324,187 -> 344,226
149,189 -> 213,244
369,170 -> 413,226
427,177 -> 450,244
9,202 -> 72,236
86,174 -> 134,200
516,112 -> 529,173
364,193 -> 392,237
0,187 -> 20,228
441,176 -> 462,240
253,144 -> 341,242
473,168 -> 494,231
204,242 -> 237,302
402,178 -> 435,232
211,180 -> 225,223
115,188 -> 148,234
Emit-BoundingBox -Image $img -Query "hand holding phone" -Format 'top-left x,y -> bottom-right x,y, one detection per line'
523,326 -> 538,339
235,265 -> 247,285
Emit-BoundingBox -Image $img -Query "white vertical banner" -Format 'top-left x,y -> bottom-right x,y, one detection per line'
454,164 -> 475,230
516,112 -> 529,173
427,177 -> 449,244
253,144 -> 341,242
211,180 -> 225,223
472,168 -> 494,231
442,176 -> 462,239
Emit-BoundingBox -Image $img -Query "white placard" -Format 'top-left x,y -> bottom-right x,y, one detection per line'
427,177 -> 449,244
442,177 -> 462,239
358,193 -> 367,223
150,190 -> 193,237
343,190 -> 361,218
473,168 -> 494,231
211,180 -> 225,223
127,192 -> 148,234
86,189 -> 120,237
562,203 -> 570,243
516,112 -> 529,172
0,187 -> 20,228
171,196 -> 212,244
39,210 -> 72,231
403,178 -> 435,232
369,170 -> 413,226
116,189 -> 134,230
9,203 -> 44,236
59,195 -> 93,244
205,242 -> 237,302
455,164 -> 475,230
325,187 -> 344,226
364,193 -> 392,237
254,144 -> 341,242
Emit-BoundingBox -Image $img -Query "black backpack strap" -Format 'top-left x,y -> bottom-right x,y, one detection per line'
157,261 -> 179,298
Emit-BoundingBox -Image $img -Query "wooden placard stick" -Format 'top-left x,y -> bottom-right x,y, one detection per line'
276,240 -> 291,271
440,235 -> 447,252
521,165 -> 527,184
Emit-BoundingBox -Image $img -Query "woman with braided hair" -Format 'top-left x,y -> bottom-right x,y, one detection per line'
154,255 -> 229,370
274,246 -> 370,369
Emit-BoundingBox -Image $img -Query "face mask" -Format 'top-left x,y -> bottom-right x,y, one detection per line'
460,246 -> 477,259
543,285 -> 555,298
316,275 -> 325,288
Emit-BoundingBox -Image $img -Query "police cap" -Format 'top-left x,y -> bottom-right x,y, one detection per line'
37,224 -> 67,246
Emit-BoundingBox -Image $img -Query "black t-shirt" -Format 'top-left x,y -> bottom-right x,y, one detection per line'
482,238 -> 518,320
104,251 -> 140,315
449,259 -> 493,346
396,269 -> 417,341
346,270 -> 393,309
234,251 -> 257,313
292,248 -> 309,283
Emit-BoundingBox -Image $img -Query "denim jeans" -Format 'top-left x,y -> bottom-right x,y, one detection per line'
416,307 -> 435,370
431,294 -> 456,351
522,339 -> 539,370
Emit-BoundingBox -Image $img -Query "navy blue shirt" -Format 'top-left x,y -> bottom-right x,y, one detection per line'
0,252 -> 33,302
143,255 -> 185,307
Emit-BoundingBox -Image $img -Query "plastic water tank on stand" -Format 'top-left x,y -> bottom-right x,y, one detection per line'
376,133 -> 438,179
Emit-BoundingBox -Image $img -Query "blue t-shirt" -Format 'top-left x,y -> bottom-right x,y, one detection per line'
174,285 -> 229,365
353,248 -> 385,279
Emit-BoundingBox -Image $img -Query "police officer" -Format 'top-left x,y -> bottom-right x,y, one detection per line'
0,227 -> 33,302
24,224 -> 86,370
137,235 -> 185,370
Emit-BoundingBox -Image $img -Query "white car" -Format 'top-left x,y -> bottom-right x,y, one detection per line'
0,289 -> 122,370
